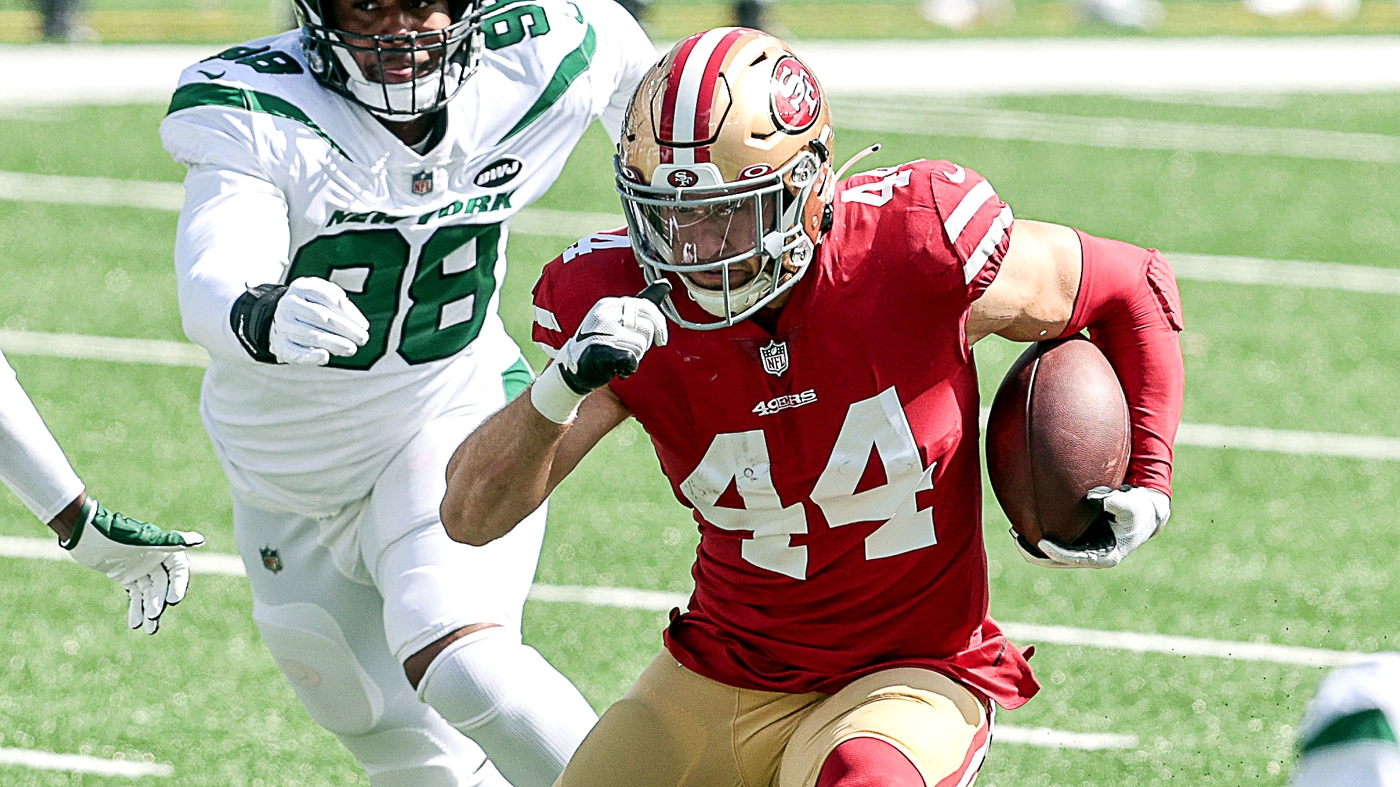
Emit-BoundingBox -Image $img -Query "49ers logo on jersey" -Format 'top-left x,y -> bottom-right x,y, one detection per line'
770,55 -> 821,133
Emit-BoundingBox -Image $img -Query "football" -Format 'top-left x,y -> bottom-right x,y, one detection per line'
985,335 -> 1131,548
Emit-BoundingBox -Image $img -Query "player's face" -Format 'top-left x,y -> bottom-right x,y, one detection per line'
651,197 -> 778,291
330,0 -> 454,84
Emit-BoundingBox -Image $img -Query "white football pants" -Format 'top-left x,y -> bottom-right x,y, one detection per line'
231,382 -> 591,786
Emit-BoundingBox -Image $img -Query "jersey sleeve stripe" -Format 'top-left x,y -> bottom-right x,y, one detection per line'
943,179 -> 996,247
534,306 -> 562,332
498,24 -> 597,144
167,83 -> 352,161
534,340 -> 560,360
962,205 -> 1014,284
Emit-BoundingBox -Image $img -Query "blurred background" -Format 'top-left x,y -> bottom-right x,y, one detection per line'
4,0 -> 1400,44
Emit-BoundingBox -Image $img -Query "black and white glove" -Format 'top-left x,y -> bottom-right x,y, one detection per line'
1014,484 -> 1170,569
231,277 -> 370,365
62,499 -> 205,634
530,281 -> 671,424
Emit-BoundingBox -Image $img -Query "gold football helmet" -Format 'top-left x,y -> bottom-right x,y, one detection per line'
616,28 -> 836,330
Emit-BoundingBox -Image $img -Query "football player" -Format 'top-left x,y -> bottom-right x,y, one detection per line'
0,349 -> 203,634
159,0 -> 655,784
442,28 -> 1184,787
1293,654 -> 1400,787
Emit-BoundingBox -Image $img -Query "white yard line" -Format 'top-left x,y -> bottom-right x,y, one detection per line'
0,536 -> 1374,672
4,329 -> 1400,462
10,171 -> 1400,294
837,101 -> 1400,164
993,726 -> 1138,751
0,747 -> 173,778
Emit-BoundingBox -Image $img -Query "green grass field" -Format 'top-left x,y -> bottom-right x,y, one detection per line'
2,86 -> 1400,784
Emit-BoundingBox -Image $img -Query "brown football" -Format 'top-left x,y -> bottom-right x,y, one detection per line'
985,335 -> 1131,548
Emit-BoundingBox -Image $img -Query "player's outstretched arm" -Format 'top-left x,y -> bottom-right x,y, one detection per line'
53,494 -> 205,634
2,350 -> 204,632
972,219 -> 1184,569
442,283 -> 668,546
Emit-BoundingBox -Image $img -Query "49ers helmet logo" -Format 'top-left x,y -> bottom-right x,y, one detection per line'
770,55 -> 821,133
667,169 -> 700,188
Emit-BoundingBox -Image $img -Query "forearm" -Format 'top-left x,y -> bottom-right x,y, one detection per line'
175,164 -> 291,362
0,350 -> 84,525
442,394 -> 572,546
1060,231 -> 1185,495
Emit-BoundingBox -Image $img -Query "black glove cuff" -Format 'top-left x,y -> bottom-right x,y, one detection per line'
230,283 -> 287,364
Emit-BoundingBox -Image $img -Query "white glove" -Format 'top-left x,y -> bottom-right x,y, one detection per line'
1018,485 -> 1170,569
530,283 -> 670,423
62,499 -> 206,634
269,277 -> 371,365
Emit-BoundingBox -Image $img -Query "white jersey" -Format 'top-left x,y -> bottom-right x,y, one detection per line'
161,0 -> 654,516
1294,654 -> 1400,787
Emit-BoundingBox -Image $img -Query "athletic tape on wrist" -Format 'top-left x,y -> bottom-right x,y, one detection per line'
529,362 -> 586,424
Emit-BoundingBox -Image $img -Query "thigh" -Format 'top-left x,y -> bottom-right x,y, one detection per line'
557,651 -> 817,787
778,669 -> 990,787
363,387 -> 547,661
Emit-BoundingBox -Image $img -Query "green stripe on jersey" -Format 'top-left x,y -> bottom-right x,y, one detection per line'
502,356 -> 534,402
1301,708 -> 1399,756
167,83 -> 352,161
498,24 -> 597,144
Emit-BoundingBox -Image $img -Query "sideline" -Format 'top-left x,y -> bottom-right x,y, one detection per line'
4,38 -> 1400,106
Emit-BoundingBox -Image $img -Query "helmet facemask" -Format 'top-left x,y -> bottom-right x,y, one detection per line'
295,0 -> 484,119
617,146 -> 828,331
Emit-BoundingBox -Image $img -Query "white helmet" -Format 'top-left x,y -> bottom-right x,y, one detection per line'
293,0 -> 485,119
616,28 -> 836,330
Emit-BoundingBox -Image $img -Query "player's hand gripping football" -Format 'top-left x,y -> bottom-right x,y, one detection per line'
269,277 -> 371,365
61,500 -> 206,634
529,281 -> 671,424
1016,485 -> 1170,569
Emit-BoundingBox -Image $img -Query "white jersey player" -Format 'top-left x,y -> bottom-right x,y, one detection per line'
159,0 -> 655,783
0,349 -> 204,634
1293,654 -> 1400,787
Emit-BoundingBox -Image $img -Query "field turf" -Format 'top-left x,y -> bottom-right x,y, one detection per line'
1,89 -> 1399,785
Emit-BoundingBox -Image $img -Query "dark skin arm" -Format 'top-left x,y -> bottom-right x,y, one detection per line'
47,491 -> 85,542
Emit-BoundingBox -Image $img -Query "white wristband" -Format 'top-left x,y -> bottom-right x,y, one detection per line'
529,362 -> 586,424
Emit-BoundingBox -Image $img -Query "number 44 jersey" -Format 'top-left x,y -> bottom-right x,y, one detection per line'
533,160 -> 1039,709
161,0 -> 653,515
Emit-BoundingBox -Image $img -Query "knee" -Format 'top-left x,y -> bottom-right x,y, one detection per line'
404,623 -> 500,690
816,738 -> 925,787
413,626 -> 545,729
253,601 -> 385,736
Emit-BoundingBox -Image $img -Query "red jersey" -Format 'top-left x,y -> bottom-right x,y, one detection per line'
532,160 -> 1039,709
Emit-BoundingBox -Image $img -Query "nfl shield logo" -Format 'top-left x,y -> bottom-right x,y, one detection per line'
260,546 -> 283,574
759,340 -> 789,377
412,171 -> 433,195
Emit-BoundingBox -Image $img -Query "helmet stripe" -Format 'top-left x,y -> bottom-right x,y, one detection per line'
691,28 -> 747,163
663,28 -> 743,165
658,32 -> 703,164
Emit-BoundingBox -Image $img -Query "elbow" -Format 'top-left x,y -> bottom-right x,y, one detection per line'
440,492 -> 526,547
440,500 -> 498,547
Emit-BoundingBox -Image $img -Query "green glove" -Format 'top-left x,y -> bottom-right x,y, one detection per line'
61,499 -> 205,634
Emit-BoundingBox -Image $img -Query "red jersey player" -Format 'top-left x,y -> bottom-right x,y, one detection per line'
443,27 -> 1184,787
